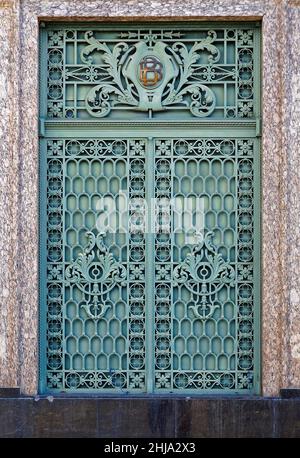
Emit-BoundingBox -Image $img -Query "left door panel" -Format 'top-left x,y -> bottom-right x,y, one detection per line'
40,137 -> 148,393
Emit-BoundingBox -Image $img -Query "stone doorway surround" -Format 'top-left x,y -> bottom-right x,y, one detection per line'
0,0 -> 299,397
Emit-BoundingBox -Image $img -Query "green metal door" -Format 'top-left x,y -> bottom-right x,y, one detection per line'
39,22 -> 260,394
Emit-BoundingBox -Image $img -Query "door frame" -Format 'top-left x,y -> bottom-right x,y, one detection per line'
39,122 -> 261,395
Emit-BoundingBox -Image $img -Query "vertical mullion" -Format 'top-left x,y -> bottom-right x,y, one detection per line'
235,139 -> 239,390
39,138 -> 47,393
74,29 -> 77,66
253,137 -> 261,394
254,26 -> 261,120
126,140 -> 130,390
62,30 -> 66,118
62,142 -> 66,384
39,27 -> 48,394
74,83 -> 77,118
39,26 -> 47,120
253,26 -> 261,394
145,137 -> 155,393
224,29 -> 227,117
235,27 -> 238,116
170,139 -> 174,391
224,83 -> 227,118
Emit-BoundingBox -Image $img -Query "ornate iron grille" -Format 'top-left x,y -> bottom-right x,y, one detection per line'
43,24 -> 259,121
153,138 -> 257,391
39,22 -> 260,394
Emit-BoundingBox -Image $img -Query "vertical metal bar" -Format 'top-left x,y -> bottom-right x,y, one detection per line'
234,140 -> 239,390
126,140 -> 130,390
62,29 -> 66,118
74,29 -> 77,65
235,26 -> 238,116
254,24 -> 261,120
39,25 -> 47,121
170,138 -> 174,390
224,83 -> 227,118
39,137 -> 47,394
253,26 -> 261,395
74,83 -> 77,118
224,29 -> 227,63
224,28 -> 228,117
254,138 -> 261,395
145,136 -> 155,393
39,26 -> 48,394
62,144 -> 67,383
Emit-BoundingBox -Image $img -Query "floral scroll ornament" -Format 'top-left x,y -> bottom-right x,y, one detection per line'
173,232 -> 235,319
65,231 -> 126,319
81,30 -> 219,118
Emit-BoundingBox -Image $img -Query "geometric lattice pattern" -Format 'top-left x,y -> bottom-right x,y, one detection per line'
43,136 -> 257,392
45,139 -> 147,391
153,138 -> 255,391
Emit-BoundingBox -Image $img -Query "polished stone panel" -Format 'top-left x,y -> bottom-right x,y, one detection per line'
97,399 -> 175,438
176,398 -> 222,438
276,399 -> 300,438
0,397 -> 300,438
280,389 -> 300,398
219,399 -> 274,438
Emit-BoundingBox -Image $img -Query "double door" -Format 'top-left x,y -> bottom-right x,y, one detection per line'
40,128 -> 259,393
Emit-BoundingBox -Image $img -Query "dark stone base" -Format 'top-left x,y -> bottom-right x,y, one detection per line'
0,388 -> 20,398
280,388 -> 300,399
0,396 -> 300,438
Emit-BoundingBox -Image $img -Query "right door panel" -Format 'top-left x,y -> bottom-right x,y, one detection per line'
153,136 -> 259,393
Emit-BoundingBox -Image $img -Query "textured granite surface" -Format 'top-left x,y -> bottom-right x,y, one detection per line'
261,1 -> 286,398
0,0 -> 20,389
0,0 -> 299,396
283,3 -> 300,388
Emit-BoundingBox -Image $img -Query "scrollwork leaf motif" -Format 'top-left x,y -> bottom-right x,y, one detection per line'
163,30 -> 220,113
86,84 -> 137,117
81,30 -> 219,118
65,231 -> 127,319
82,32 -> 138,116
173,231 -> 235,319
80,32 -> 111,64
172,33 -> 219,86
166,84 -> 216,117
